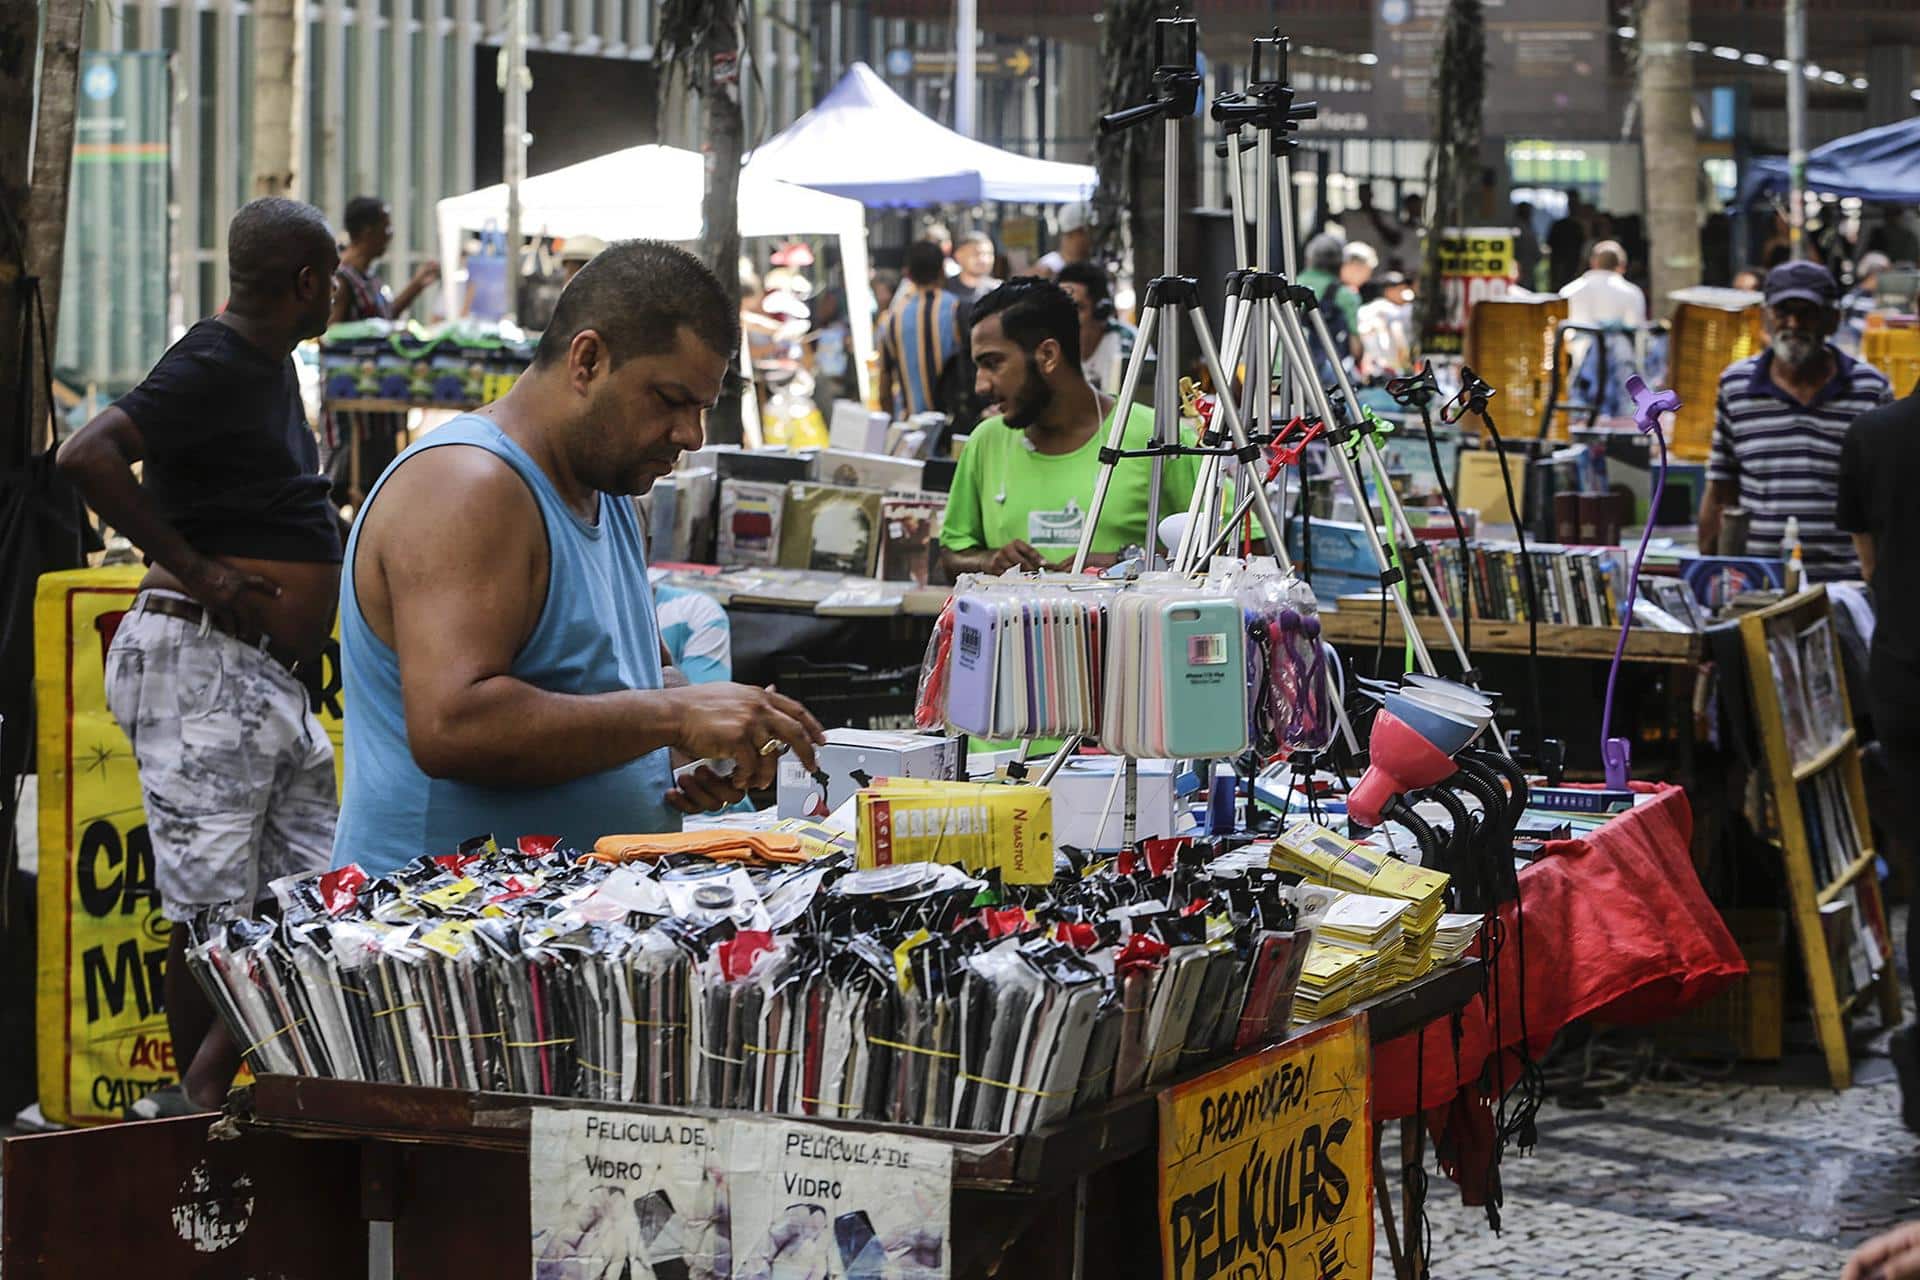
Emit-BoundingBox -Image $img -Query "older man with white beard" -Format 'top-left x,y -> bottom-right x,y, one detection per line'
1698,261 -> 1893,580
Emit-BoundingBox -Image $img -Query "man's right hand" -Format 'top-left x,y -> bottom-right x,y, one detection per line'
989,540 -> 1047,573
183,555 -> 281,636
665,683 -> 826,790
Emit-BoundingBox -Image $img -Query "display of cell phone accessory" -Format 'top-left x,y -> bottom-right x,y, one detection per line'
196,833 -> 1334,1136
1099,584 -> 1249,758
1240,564 -> 1338,756
943,580 -> 1115,741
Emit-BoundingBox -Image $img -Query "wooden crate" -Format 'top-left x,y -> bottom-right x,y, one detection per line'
1862,321 -> 1920,398
1667,300 -> 1764,459
1464,294 -> 1568,441
1650,909 -> 1786,1061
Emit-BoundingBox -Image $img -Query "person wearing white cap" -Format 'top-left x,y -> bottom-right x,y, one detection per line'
1036,205 -> 1093,277
558,234 -> 608,282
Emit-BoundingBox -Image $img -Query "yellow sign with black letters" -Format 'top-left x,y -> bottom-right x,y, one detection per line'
34,568 -> 345,1124
1159,1014 -> 1373,1280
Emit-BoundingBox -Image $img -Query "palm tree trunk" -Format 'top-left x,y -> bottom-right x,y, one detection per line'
1638,0 -> 1699,321
1418,0 -> 1485,350
697,25 -> 746,445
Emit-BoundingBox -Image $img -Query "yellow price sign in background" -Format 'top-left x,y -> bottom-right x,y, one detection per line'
1158,1014 -> 1374,1280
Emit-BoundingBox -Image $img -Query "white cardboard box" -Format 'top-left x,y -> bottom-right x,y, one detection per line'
1048,757 -> 1178,850
812,448 -> 926,495
776,728 -> 963,819
828,400 -> 892,454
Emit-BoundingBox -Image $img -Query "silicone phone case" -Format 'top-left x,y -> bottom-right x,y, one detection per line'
1159,597 -> 1249,757
947,596 -> 1001,736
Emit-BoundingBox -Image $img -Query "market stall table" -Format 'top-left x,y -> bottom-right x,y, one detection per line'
1368,781 -> 1744,1236
2,964 -> 1481,1279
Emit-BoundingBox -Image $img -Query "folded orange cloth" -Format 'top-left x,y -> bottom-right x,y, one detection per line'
585,830 -> 808,865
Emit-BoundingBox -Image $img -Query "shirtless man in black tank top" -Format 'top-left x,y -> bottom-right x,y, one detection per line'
58,197 -> 346,1116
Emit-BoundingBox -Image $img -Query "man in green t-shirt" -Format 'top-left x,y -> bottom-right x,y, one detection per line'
939,278 -> 1203,577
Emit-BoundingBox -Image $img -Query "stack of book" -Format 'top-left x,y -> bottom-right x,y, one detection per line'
1270,822 -> 1449,977
1292,946 -> 1367,1023
1800,769 -> 1864,887
1414,540 -> 1625,628
1432,913 -> 1484,967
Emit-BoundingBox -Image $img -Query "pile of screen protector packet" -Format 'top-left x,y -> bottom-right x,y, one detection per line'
189,827 -> 1354,1135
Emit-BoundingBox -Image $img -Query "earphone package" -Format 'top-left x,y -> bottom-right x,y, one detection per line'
1237,560 -> 1339,755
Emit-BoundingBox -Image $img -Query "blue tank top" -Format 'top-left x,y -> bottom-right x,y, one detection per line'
333,415 -> 678,875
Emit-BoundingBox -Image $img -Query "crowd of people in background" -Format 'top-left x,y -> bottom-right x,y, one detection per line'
828,208 -> 1132,426
388,178 -> 1918,452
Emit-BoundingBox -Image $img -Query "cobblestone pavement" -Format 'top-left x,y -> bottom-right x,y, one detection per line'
1375,1025 -> 1920,1278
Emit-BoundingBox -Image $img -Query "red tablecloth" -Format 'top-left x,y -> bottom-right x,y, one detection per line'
1374,782 -> 1747,1121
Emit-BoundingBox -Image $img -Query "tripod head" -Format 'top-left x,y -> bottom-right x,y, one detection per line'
1246,33 -> 1318,129
1385,361 -> 1442,413
1099,14 -> 1203,135
1208,33 -> 1316,149
1439,365 -> 1498,424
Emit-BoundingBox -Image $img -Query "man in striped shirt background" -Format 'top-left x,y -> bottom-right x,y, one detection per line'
1699,261 -> 1893,581
878,240 -> 964,419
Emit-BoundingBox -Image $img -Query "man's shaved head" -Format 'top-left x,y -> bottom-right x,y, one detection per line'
227,197 -> 336,299
535,239 -> 738,370
225,196 -> 339,339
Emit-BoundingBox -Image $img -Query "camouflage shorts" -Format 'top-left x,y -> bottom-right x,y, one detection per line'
105,591 -> 336,923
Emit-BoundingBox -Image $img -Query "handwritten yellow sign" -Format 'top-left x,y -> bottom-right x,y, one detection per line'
1159,1014 -> 1373,1280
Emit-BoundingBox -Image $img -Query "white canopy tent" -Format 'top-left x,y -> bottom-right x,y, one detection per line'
744,62 -> 1097,207
435,144 -> 875,403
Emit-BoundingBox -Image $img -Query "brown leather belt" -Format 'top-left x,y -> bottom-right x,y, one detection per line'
135,593 -> 308,678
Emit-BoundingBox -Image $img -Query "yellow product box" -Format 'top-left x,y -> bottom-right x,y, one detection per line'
856,781 -> 1053,884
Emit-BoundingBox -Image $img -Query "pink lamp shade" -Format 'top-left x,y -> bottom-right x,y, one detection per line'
1347,709 -> 1464,828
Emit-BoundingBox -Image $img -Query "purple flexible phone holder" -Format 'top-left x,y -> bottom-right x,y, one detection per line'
1602,375 -> 1682,790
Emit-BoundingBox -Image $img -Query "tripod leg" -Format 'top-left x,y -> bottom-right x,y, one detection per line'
1270,299 -> 1439,675
1071,305 -> 1160,575
1185,307 -> 1287,554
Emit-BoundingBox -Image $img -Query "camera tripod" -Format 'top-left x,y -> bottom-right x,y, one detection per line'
1069,14 -> 1288,577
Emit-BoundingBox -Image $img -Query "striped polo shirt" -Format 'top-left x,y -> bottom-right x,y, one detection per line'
1708,346 -> 1891,581
879,283 -> 962,417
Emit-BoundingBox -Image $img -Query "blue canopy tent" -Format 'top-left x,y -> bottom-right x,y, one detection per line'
1741,116 -> 1920,205
744,62 -> 1097,208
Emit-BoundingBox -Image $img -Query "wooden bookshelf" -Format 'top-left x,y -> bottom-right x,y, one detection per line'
1738,588 -> 1899,1089
1325,596 -> 1704,665
1793,728 -> 1858,784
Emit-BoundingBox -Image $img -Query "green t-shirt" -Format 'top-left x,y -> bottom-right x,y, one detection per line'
939,403 -> 1204,560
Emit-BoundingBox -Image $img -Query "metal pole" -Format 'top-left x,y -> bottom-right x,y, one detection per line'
1226,132 -> 1250,271
1271,299 -> 1439,676
955,0 -> 977,137
1147,114 -> 1182,568
503,0 -> 527,323
1071,305 -> 1160,575
1785,0 -> 1807,260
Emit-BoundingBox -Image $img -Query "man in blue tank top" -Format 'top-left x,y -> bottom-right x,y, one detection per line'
334,240 -> 825,873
